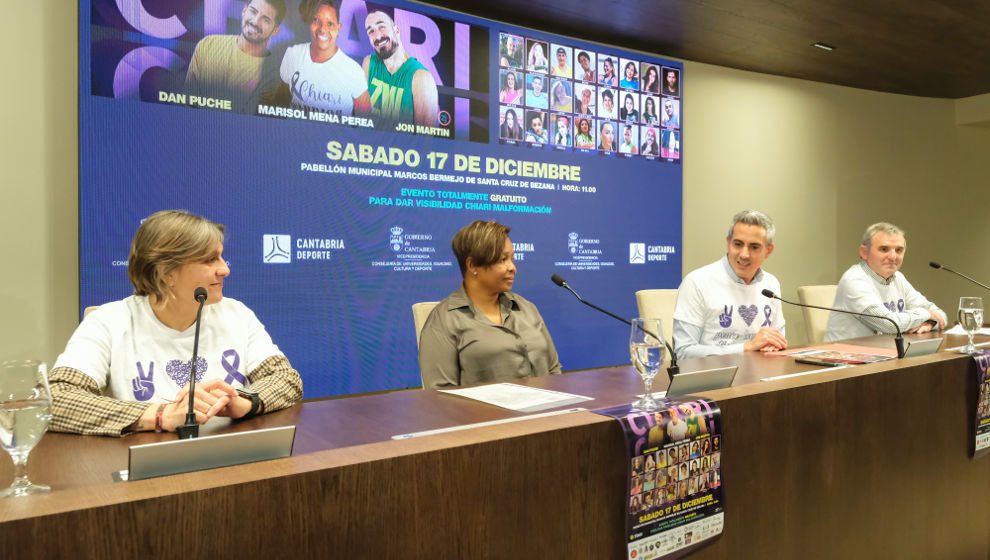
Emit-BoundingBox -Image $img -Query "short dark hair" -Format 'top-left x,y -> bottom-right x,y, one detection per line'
260,0 -> 288,25
299,0 -> 336,22
602,90 -> 613,101
577,51 -> 589,61
451,221 -> 511,276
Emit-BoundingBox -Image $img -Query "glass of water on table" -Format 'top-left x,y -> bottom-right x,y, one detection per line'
958,297 -> 984,355
0,360 -> 53,497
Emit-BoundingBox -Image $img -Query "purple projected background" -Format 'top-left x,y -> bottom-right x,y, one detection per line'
80,0 -> 684,399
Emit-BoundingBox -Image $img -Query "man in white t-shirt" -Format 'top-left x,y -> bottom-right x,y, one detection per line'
277,0 -> 370,117
825,222 -> 946,342
673,210 -> 787,360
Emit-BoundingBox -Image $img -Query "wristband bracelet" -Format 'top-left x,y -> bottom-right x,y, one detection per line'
154,403 -> 167,433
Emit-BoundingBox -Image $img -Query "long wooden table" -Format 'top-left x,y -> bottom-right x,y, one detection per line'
1,334 -> 988,558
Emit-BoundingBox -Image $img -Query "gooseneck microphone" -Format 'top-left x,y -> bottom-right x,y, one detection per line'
176,287 -> 209,439
551,274 -> 680,377
929,262 -> 990,292
761,289 -> 905,359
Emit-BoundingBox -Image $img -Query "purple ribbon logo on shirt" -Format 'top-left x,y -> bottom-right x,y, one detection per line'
222,349 -> 246,385
131,362 -> 155,401
719,305 -> 733,328
762,305 -> 772,327
166,357 -> 208,387
738,304 -> 758,327
897,299 -> 905,312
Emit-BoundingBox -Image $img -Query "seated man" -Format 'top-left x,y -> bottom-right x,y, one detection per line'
825,222 -> 946,342
673,210 -> 787,360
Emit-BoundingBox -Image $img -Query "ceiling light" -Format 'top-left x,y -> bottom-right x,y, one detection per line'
812,42 -> 835,51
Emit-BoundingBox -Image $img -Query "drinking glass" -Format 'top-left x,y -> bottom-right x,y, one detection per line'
958,297 -> 984,355
0,360 -> 53,497
630,318 -> 665,412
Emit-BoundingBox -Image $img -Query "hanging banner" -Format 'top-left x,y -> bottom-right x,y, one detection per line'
974,350 -> 990,456
595,398 -> 724,559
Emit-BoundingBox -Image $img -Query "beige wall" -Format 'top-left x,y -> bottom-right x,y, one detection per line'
0,3 -> 79,364
684,62 -> 990,346
3,1 -> 989,363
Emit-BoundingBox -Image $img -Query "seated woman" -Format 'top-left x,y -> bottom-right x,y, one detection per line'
418,220 -> 561,388
49,210 -> 303,436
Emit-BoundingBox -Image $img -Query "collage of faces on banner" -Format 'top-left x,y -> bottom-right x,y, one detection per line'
496,32 -> 681,160
629,422 -> 721,516
976,351 -> 990,453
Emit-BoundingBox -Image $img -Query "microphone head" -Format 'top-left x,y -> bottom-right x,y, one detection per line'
929,262 -> 942,270
761,289 -> 776,299
193,287 -> 208,302
551,274 -> 566,287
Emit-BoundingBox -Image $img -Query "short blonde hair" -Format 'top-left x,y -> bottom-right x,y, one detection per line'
127,210 -> 225,304
452,220 -> 511,276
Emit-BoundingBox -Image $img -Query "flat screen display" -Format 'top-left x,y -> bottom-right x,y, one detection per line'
80,0 -> 684,398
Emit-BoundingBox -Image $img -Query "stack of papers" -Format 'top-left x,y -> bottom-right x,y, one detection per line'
438,383 -> 594,412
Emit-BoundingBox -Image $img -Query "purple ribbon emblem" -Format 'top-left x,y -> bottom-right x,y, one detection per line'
719,305 -> 733,328
762,305 -> 772,327
131,362 -> 155,401
897,299 -> 905,312
222,349 -> 246,385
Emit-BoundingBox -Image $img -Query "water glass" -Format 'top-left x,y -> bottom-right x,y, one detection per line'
0,360 -> 53,497
958,297 -> 984,355
630,318 -> 666,411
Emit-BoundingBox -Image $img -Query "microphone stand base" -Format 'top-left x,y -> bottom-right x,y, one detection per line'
176,421 -> 199,439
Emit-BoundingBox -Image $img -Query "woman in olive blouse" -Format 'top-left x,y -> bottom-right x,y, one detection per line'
418,220 -> 562,388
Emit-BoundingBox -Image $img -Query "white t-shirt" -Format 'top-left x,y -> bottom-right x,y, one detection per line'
279,44 -> 366,116
824,261 -> 945,342
673,256 -> 785,360
667,419 -> 688,442
54,296 -> 282,404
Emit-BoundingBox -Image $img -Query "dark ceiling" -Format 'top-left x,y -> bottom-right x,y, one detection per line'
432,0 -> 990,99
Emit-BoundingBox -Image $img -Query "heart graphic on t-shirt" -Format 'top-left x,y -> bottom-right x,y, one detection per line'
165,357 -> 208,387
738,304 -> 758,326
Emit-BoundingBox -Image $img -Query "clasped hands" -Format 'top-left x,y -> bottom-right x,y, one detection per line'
743,327 -> 788,353
906,310 -> 946,334
142,379 -> 254,433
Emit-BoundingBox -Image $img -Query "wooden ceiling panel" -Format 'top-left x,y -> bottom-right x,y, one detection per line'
430,0 -> 990,98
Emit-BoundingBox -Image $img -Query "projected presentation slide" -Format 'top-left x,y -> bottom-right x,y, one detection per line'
81,0 -> 684,398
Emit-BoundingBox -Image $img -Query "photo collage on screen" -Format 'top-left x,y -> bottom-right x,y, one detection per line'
497,32 -> 681,161
628,433 -> 720,517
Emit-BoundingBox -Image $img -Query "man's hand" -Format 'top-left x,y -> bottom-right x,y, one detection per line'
928,309 -> 946,330
744,327 -> 788,352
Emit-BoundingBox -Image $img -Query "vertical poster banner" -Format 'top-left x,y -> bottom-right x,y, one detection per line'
596,398 -> 724,559
974,350 -> 990,456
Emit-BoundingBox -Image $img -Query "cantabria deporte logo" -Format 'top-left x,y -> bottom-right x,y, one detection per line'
629,243 -> 646,264
263,235 -> 291,263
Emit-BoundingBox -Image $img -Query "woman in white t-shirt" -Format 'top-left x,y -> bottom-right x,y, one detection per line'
277,0 -> 370,117
50,211 -> 303,436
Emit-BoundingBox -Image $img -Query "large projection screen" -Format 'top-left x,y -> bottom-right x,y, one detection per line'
80,0 -> 684,399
